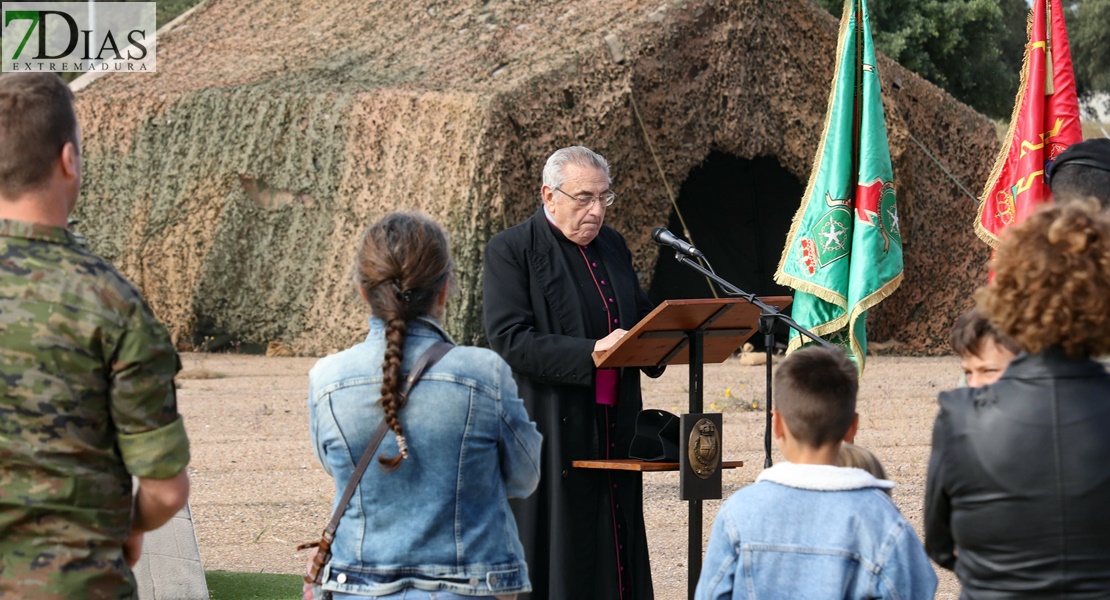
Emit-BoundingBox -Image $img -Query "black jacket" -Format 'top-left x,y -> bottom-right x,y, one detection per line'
925,347 -> 1110,598
482,208 -> 657,600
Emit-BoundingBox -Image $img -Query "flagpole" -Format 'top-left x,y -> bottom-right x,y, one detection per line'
1044,0 -> 1054,94
850,0 -> 864,189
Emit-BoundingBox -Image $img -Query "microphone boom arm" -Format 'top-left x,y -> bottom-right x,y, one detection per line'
670,252 -> 833,350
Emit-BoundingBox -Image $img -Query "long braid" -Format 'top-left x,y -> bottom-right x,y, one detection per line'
377,317 -> 407,471
352,212 -> 454,473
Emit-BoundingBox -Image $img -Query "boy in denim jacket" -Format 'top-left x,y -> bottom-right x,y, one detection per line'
696,347 -> 937,600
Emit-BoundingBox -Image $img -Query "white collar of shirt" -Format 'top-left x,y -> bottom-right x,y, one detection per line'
756,462 -> 895,491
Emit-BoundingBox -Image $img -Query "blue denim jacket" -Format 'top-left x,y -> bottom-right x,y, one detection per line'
308,317 -> 542,597
696,463 -> 937,600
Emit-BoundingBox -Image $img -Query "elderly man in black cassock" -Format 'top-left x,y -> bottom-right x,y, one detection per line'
483,146 -> 663,600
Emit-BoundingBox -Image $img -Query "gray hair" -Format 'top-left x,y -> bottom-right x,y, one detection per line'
542,146 -> 612,192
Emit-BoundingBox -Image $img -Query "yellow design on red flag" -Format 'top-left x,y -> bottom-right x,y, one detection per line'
975,0 -> 1082,247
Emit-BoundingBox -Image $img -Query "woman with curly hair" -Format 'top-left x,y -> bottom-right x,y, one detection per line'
307,212 -> 542,599
925,200 -> 1110,597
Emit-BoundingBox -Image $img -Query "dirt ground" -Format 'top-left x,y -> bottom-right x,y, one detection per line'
178,352 -> 961,598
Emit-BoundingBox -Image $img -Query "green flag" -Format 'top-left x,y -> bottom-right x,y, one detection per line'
774,0 -> 903,371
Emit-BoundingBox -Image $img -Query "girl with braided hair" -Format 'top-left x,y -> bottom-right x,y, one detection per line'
308,212 -> 542,600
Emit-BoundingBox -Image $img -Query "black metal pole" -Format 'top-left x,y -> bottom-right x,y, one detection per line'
761,315 -> 775,468
687,328 -> 704,600
689,328 -> 704,415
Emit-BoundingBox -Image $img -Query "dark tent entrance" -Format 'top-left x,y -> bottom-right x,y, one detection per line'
647,152 -> 804,347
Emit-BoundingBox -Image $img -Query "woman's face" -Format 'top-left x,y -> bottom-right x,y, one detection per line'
961,339 -> 1017,387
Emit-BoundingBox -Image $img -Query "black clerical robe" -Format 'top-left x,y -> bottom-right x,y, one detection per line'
483,207 -> 659,600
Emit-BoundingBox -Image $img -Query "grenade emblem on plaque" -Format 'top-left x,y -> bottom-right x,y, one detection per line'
688,418 -> 720,479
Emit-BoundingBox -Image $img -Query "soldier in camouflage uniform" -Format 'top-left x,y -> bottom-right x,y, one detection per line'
0,73 -> 191,599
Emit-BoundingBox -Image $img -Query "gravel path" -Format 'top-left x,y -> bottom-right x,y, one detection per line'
178,352 -> 961,598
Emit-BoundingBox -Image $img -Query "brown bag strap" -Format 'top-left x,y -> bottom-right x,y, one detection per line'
318,340 -> 453,544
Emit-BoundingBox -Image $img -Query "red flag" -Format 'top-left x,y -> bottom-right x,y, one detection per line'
975,0 -> 1082,247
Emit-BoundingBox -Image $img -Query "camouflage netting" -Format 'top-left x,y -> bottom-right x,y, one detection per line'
73,0 -> 996,356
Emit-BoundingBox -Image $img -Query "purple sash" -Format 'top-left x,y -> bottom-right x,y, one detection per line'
595,368 -> 620,405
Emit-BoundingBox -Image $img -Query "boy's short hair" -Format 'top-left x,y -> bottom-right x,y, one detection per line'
773,346 -> 858,448
949,308 -> 1021,357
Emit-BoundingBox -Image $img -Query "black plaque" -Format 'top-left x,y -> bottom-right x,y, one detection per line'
679,413 -> 723,501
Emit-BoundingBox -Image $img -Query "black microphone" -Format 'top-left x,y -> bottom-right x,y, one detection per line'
651,227 -> 704,258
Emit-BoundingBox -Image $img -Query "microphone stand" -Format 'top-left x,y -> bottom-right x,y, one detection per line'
671,252 -> 834,468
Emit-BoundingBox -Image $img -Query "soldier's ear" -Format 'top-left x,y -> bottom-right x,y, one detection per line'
60,141 -> 80,180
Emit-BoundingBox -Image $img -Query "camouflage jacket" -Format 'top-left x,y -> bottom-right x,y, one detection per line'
0,219 -> 190,599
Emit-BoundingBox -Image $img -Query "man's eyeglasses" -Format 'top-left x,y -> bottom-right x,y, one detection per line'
554,187 -> 616,207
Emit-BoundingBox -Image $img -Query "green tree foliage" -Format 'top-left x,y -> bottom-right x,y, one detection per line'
1066,0 -> 1110,115
814,0 -> 1030,119
149,0 -> 203,29
86,0 -> 201,29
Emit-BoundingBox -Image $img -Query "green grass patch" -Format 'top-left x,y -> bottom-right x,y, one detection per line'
205,570 -> 303,600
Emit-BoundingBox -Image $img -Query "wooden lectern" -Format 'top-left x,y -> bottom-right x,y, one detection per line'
573,297 -> 790,599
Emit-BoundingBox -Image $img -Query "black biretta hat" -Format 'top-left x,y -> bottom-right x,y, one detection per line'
1047,138 -> 1110,182
628,409 -> 680,462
